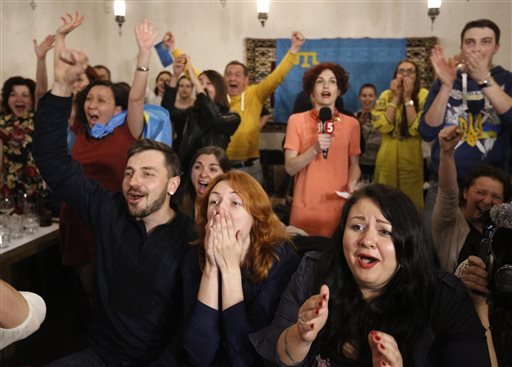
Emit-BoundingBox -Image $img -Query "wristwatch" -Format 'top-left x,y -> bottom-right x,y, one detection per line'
404,99 -> 414,107
478,76 -> 494,89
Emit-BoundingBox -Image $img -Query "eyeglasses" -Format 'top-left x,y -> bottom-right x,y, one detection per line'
397,68 -> 416,75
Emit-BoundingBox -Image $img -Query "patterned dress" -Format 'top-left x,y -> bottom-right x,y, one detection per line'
0,112 -> 44,197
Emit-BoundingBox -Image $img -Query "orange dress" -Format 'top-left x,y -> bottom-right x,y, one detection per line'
285,111 -> 360,238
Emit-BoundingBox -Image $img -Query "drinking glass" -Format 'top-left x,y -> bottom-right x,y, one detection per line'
0,225 -> 11,249
8,214 -> 24,240
0,196 -> 14,216
24,214 -> 40,235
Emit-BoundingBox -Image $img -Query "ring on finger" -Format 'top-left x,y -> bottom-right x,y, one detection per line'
297,312 -> 307,324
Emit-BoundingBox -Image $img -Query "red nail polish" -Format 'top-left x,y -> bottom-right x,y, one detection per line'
322,294 -> 327,300
374,335 -> 381,341
315,309 -> 319,315
380,360 -> 386,367
370,330 -> 376,336
310,324 -> 315,329
318,301 -> 323,307
379,343 -> 385,350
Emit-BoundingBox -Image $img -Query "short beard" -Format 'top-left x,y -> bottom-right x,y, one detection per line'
128,189 -> 168,218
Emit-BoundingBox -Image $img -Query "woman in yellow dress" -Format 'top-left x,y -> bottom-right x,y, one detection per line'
372,59 -> 428,209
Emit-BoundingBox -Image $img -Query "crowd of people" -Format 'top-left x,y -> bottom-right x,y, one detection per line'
0,12 -> 511,367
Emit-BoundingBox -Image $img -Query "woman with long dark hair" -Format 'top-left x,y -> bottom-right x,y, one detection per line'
161,55 -> 240,176
372,60 -> 428,209
253,184 -> 491,366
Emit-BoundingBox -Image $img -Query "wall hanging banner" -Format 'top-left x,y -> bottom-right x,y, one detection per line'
275,38 -> 407,123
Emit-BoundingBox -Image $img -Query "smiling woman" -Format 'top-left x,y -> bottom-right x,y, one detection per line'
252,183 -> 492,367
0,76 -> 45,198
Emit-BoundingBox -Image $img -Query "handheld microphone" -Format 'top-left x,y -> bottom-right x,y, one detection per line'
318,107 -> 333,159
490,203 -> 512,230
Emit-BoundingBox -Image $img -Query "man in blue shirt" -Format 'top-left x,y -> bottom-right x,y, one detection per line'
420,19 -> 512,241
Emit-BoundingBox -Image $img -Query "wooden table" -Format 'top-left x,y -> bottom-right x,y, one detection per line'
0,223 -> 59,271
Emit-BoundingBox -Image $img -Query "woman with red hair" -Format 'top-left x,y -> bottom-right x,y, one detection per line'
182,170 -> 299,366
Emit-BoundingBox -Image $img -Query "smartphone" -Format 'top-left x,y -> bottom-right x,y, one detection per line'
154,41 -> 173,67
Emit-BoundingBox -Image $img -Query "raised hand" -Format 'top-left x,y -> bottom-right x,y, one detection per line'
33,35 -> 56,60
368,330 -> 403,367
53,48 -> 88,96
212,209 -> 245,274
162,31 -> 176,51
430,44 -> 458,87
295,285 -> 329,343
204,216 -> 218,271
172,54 -> 187,77
464,49 -> 492,84
389,78 -> 403,100
135,20 -> 159,53
438,125 -> 463,153
402,77 -> 414,101
290,31 -> 305,53
57,11 -> 84,37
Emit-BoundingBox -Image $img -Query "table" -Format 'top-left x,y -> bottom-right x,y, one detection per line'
0,223 -> 59,269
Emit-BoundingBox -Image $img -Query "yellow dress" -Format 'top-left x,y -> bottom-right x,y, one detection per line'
372,88 -> 428,209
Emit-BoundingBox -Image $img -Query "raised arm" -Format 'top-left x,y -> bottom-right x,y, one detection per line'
423,44 -> 458,128
54,12 -> 83,69
126,20 -> 159,139
253,32 -> 304,102
33,34 -> 56,109
160,54 -> 186,112
438,125 -> 463,194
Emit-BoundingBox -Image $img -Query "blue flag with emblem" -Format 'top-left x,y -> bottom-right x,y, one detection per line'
68,104 -> 173,151
274,38 -> 407,123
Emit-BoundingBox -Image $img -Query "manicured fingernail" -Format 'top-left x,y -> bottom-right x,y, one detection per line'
322,294 -> 327,300
374,335 -> 381,341
318,301 -> 323,307
379,343 -> 385,350
310,324 -> 315,329
380,361 -> 386,367
315,309 -> 319,315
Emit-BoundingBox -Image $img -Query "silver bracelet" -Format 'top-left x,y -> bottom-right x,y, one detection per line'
136,66 -> 149,72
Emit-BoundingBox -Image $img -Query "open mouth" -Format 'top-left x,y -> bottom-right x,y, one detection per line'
197,180 -> 209,194
358,254 -> 379,269
127,191 -> 145,204
321,91 -> 332,98
88,113 -> 100,124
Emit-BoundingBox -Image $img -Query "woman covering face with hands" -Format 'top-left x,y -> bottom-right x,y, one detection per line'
252,184 -> 491,367
181,170 -> 299,366
372,60 -> 428,210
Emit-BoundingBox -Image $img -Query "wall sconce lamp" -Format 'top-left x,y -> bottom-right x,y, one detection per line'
427,0 -> 441,30
114,0 -> 126,36
257,0 -> 269,27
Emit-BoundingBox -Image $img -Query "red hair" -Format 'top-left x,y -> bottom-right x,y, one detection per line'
195,171 -> 290,282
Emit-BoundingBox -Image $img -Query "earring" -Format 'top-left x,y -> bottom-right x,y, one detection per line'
168,191 -> 173,196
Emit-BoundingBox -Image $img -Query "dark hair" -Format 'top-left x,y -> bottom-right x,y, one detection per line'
199,70 -> 229,108
181,145 -> 230,217
127,139 -> 180,178
393,59 -> 421,138
302,62 -> 349,97
85,66 -> 99,85
1,76 -> 36,114
461,19 -> 501,45
459,164 -> 511,206
93,65 -> 112,80
318,184 -> 435,365
224,61 -> 248,77
154,70 -> 172,96
75,80 -> 129,130
359,83 -> 377,96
